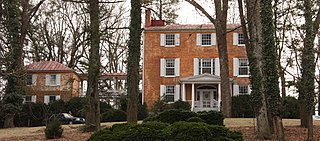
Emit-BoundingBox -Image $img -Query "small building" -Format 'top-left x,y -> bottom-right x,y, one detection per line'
25,61 -> 81,104
142,10 -> 251,112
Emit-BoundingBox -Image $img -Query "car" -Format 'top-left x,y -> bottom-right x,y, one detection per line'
49,113 -> 85,124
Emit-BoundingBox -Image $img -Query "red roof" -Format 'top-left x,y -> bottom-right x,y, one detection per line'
25,61 -> 73,72
145,24 -> 241,31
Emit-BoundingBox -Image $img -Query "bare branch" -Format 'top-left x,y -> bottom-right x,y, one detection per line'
62,0 -> 124,3
185,0 -> 215,24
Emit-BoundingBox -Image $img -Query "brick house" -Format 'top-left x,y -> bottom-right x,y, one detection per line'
25,61 -> 80,104
142,10 -> 250,112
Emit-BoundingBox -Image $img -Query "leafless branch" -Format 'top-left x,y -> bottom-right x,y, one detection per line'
62,0 -> 124,3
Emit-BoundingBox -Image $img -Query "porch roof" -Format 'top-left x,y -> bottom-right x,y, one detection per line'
180,73 -> 221,83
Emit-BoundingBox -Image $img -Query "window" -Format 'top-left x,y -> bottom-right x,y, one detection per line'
24,95 -> 36,103
239,85 -> 249,95
166,59 -> 175,76
198,59 -> 214,74
160,34 -> 180,46
238,59 -> 249,75
44,95 -> 60,104
26,74 -> 36,86
160,58 -> 180,77
26,75 -> 33,85
197,33 -> 216,46
194,58 -> 219,76
238,33 -> 245,45
201,34 -> 211,45
46,74 -> 60,86
233,33 -> 245,46
165,34 -> 175,46
233,58 -> 249,77
165,85 -> 175,102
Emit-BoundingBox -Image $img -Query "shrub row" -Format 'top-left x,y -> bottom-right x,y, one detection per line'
88,121 -> 243,141
144,109 -> 224,125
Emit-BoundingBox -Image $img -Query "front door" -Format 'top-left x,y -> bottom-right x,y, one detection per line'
202,90 -> 212,108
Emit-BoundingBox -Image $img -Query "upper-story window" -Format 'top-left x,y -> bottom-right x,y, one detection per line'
45,74 -> 61,86
160,34 -> 180,47
233,33 -> 245,46
160,58 -> 180,77
233,58 -> 249,77
194,58 -> 220,76
26,74 -> 37,86
197,33 -> 216,46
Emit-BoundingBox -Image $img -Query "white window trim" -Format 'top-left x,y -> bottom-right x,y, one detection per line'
233,33 -> 245,46
233,58 -> 250,77
23,95 -> 36,103
160,34 -> 180,47
197,33 -> 216,46
160,58 -> 180,77
45,74 -> 61,86
160,85 -> 180,103
44,95 -> 61,104
26,74 -> 37,86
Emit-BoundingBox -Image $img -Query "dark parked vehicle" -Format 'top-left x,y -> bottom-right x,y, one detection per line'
49,113 -> 85,124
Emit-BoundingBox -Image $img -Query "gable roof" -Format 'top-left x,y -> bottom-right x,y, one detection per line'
180,73 -> 221,83
25,61 -> 73,72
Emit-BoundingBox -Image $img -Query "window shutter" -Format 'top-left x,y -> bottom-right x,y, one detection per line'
249,85 -> 252,94
233,58 -> 239,76
31,95 -> 36,103
196,33 -> 201,46
211,33 -> 216,45
194,58 -> 199,76
175,58 -> 180,76
215,58 -> 220,76
175,34 -> 180,46
175,85 -> 180,101
233,85 -> 239,96
45,74 -> 50,86
56,95 -> 61,100
160,59 -> 165,76
160,85 -> 165,100
44,96 -> 49,104
160,34 -> 165,46
32,74 -> 37,85
233,33 -> 238,45
56,74 -> 61,86
23,97 -> 26,103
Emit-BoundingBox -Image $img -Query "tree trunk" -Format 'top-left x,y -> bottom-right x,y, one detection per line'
3,113 -> 15,128
126,0 -> 142,123
85,0 -> 101,131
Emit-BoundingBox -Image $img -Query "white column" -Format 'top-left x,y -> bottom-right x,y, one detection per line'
218,83 -> 221,111
182,83 -> 186,101
191,83 -> 195,111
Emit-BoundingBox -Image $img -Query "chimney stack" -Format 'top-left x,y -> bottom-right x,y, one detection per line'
145,8 -> 152,27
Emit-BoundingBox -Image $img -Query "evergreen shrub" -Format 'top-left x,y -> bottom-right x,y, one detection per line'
197,111 -> 224,125
44,118 -> 63,139
232,95 -> 254,118
101,109 -> 126,122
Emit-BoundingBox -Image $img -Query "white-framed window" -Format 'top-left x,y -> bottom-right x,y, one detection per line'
160,85 -> 180,103
160,58 -> 180,77
233,33 -> 245,46
26,74 -> 37,86
44,95 -> 61,104
233,58 -> 249,77
160,34 -> 180,47
45,74 -> 61,86
233,85 -> 251,96
23,95 -> 36,103
197,33 -> 216,46
194,58 -> 220,76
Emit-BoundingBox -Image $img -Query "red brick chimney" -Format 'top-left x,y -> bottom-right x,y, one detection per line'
145,8 -> 152,27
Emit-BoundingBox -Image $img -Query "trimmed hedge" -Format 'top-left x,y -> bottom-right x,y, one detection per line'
282,96 -> 299,119
144,109 -> 224,125
232,95 -> 254,118
101,109 -> 127,122
88,122 -> 243,141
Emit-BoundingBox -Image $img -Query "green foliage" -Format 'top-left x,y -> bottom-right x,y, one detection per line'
14,103 -> 48,127
88,122 -> 243,141
65,97 -> 86,117
232,95 -> 254,118
101,109 -> 127,122
119,96 -> 127,112
45,118 -> 63,139
49,100 -> 65,114
2,92 -> 23,113
156,109 -> 197,124
152,99 -> 191,114
138,103 -> 149,120
99,101 -> 112,114
171,99 -> 191,110
197,111 -> 224,125
186,117 -> 205,123
282,96 -> 300,119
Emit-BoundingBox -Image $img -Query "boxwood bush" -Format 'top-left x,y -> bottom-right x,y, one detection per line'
88,121 -> 243,141
101,109 -> 127,122
232,95 -> 254,118
155,109 -> 197,124
197,111 -> 224,125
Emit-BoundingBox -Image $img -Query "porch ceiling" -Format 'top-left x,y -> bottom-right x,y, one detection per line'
180,73 -> 221,83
